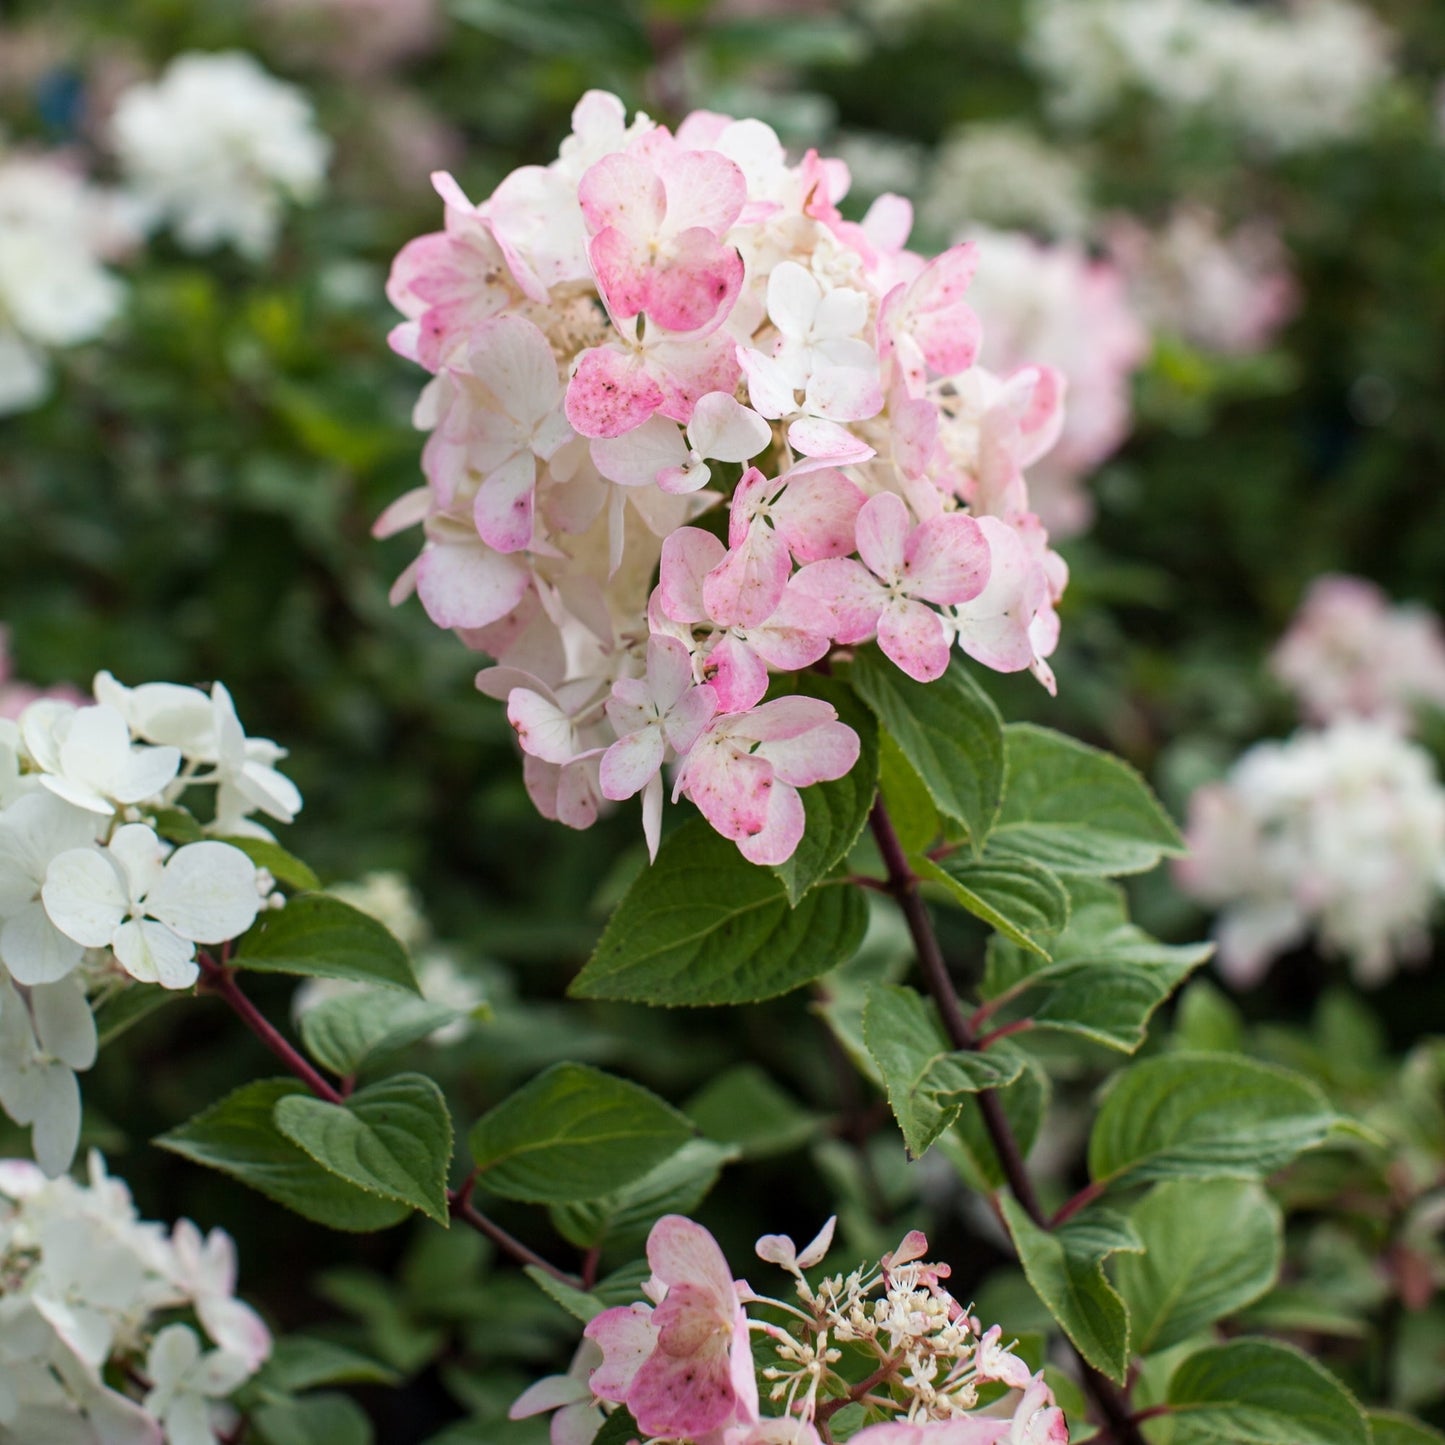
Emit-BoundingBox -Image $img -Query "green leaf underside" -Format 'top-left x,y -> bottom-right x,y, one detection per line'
274,1073 -> 453,1224
236,895 -> 418,992
919,852 -> 1069,958
1002,1196 -> 1142,1385
570,819 -> 867,1006
863,984 -> 1024,1158
851,650 -> 1004,851
1166,1339 -> 1369,1444
156,1079 -> 410,1232
990,724 -> 1184,876
252,1393 -> 373,1445
299,989 -> 459,1077
983,878 -> 1212,1052
1088,1052 -> 1346,1191
469,1062 -> 693,1204
1113,1180 -> 1283,1355
773,674 -> 879,904
550,1137 -> 737,1252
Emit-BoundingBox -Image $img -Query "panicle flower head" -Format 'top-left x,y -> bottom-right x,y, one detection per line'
383,90 -> 1072,865
0,1150 -> 268,1443
108,50 -> 330,259
0,655 -> 303,1175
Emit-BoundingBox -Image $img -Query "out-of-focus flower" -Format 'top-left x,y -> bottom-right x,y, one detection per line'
1177,721 -> 1445,987
1271,575 -> 1445,730
1026,0 -> 1393,154
258,0 -> 443,76
108,50 -> 330,259
1107,206 -> 1297,356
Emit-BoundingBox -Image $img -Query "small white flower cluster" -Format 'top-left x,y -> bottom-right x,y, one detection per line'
292,870 -> 485,1045
108,50 -> 330,260
920,123 -> 1092,243
0,668 -> 300,1174
0,1151 -> 270,1445
1177,721 -> 1445,988
1270,575 -> 1445,732
0,150 -> 136,416
1026,0 -> 1393,154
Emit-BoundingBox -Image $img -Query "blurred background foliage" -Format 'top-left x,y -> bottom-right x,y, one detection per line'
3,0 -> 1445,1438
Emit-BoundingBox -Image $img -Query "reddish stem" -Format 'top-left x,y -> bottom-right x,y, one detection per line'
975,1018 -> 1036,1051
1051,1179 -> 1110,1230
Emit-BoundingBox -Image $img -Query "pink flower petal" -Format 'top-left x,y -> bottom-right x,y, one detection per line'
904,512 -> 990,606
854,491 -> 911,582
566,347 -> 667,439
879,596 -> 953,682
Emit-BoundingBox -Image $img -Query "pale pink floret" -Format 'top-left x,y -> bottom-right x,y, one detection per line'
413,520 -> 532,631
591,390 -> 771,494
584,1214 -> 759,1440
793,492 -> 990,683
580,135 -> 746,334
879,242 -> 982,397
947,515 -> 1049,678
673,697 -> 860,865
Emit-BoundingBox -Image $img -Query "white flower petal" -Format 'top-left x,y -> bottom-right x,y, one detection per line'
30,977 -> 98,1070
145,842 -> 261,945
112,918 -> 198,989
41,846 -> 127,948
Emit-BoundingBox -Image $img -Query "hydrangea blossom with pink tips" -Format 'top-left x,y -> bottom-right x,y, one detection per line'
516,1212 -> 1069,1442
384,91 -> 1071,863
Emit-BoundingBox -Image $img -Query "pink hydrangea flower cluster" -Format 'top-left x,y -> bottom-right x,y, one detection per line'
963,227 -> 1148,538
513,1213 -> 1069,1444
383,91 -> 1069,864
1270,574 -> 1445,731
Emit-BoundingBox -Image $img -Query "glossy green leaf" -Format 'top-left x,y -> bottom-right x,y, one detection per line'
570,820 -> 867,1005
919,852 -> 1069,958
157,1079 -> 410,1232
1089,1053 -> 1345,1191
236,895 -> 418,993
1113,1180 -> 1282,1354
1166,1339 -> 1369,1444
989,724 -> 1183,875
1002,1197 -> 1143,1384
851,650 -> 1004,851
470,1062 -> 693,1204
774,674 -> 879,903
863,985 -> 1023,1158
274,1073 -> 453,1224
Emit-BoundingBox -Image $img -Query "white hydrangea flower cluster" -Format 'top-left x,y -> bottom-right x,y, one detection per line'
1026,0 -> 1393,154
0,670 -> 300,1175
0,1151 -> 270,1445
1270,575 -> 1445,732
0,150 -> 137,416
292,870 -> 486,1045
1177,721 -> 1445,988
108,51 -> 330,260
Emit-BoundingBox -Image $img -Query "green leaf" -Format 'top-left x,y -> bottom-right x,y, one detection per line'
550,1138 -> 737,1253
470,1062 -> 694,1204
774,674 -> 879,903
522,1265 -> 604,1324
1001,1196 -> 1143,1384
1113,1180 -> 1282,1355
685,1064 -> 821,1159
982,878 -> 1212,1052
1089,1053 -> 1346,1192
250,1336 -> 399,1395
851,650 -> 1004,851
942,1057 -> 1051,1191
222,836 -> 321,893
156,1079 -> 410,1232
863,985 -> 1023,1158
93,983 -> 180,1046
274,1073 -> 454,1224
919,852 -> 1069,958
1166,1339 -> 1369,1444
299,989 -> 459,1077
149,806 -> 204,844
252,1393 -> 373,1445
988,724 -> 1183,876
1369,1412 -> 1445,1444
452,0 -> 649,59
236,895 -> 418,993
878,731 -> 940,854
594,1408 -> 643,1445
570,820 -> 867,1006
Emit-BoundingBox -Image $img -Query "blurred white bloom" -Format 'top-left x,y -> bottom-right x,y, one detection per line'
922,123 -> 1091,241
0,1153 -> 268,1439
0,151 -> 131,415
1026,0 -> 1393,154
1177,722 -> 1445,987
109,50 -> 330,259
42,825 -> 261,990
1271,575 -> 1445,730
